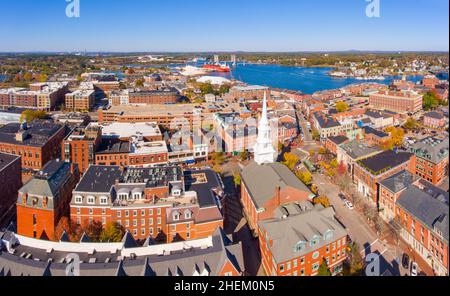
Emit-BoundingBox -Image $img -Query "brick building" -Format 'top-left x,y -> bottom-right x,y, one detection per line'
0,121 -> 67,171
258,201 -> 348,276
62,125 -> 102,174
227,85 -> 270,102
0,153 -> 22,226
369,91 -> 423,114
16,159 -> 80,240
0,83 -> 68,111
395,179 -> 448,276
423,112 -> 447,129
240,162 -> 315,235
128,88 -> 180,105
409,137 -> 449,185
354,150 -> 414,206
70,166 -> 224,242
325,136 -> 349,156
65,89 -> 96,112
363,126 -> 390,147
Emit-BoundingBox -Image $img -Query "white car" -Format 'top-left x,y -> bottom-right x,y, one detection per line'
345,201 -> 354,210
411,262 -> 418,276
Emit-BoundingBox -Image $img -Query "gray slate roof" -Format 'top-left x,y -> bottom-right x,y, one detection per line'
258,204 -> 348,263
379,170 -> 419,194
409,136 -> 449,164
241,162 -> 313,209
0,228 -> 244,276
397,181 -> 449,243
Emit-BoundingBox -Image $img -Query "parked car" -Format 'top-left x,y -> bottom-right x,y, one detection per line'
402,253 -> 410,270
338,193 -> 347,201
411,262 -> 418,276
345,201 -> 354,210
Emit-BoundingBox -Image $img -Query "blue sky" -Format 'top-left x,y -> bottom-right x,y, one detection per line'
0,0 -> 448,52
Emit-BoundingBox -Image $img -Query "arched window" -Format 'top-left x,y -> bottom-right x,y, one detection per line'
294,241 -> 307,252
324,229 -> 334,241
310,235 -> 320,247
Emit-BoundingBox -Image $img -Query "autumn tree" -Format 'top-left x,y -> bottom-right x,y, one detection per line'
335,101 -> 349,113
82,220 -> 104,242
135,78 -> 144,88
283,153 -> 300,171
100,222 -> 125,243
337,161 -> 347,176
297,170 -> 312,186
382,127 -> 405,150
211,152 -> 225,165
240,150 -> 248,161
54,217 -> 83,242
20,109 -> 48,123
330,158 -> 339,168
403,117 -> 419,130
344,242 -> 365,276
313,196 -> 331,208
233,171 -> 241,187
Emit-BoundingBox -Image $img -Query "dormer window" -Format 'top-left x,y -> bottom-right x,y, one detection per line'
295,241 -> 306,252
118,192 -> 129,201
173,212 -> 180,221
185,210 -> 192,220
75,196 -> 83,204
100,196 -> 108,205
324,230 -> 334,241
133,192 -> 142,200
310,235 -> 320,247
87,196 -> 95,205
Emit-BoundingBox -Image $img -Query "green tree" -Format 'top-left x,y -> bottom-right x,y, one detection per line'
423,92 -> 439,111
344,242 -> 365,276
318,261 -> 332,276
335,101 -> 349,113
100,222 -> 125,243
20,110 -> 48,123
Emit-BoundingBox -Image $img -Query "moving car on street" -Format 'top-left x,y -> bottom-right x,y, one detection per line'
345,200 -> 354,210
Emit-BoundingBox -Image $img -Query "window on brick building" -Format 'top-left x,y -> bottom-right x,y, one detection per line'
75,196 -> 83,204
87,196 -> 95,205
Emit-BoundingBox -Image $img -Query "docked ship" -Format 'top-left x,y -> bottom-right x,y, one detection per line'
203,63 -> 231,72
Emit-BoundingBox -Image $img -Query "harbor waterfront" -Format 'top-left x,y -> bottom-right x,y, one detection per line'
228,64 -> 424,94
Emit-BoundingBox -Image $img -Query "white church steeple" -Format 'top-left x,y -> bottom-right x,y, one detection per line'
254,92 -> 276,165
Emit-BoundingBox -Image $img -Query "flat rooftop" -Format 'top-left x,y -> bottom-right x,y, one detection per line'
96,138 -> 131,155
103,102 -> 244,116
358,150 -> 412,176
340,140 -> 382,160
131,140 -> 168,155
89,122 -> 161,139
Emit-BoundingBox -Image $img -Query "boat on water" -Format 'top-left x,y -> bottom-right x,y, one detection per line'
203,63 -> 231,72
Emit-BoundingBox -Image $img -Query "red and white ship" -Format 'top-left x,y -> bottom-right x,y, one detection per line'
203,63 -> 231,72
